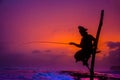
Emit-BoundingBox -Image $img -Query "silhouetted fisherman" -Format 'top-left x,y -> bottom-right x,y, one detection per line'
69,26 -> 96,68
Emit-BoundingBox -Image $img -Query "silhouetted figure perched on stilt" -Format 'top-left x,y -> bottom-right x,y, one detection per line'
69,26 -> 96,68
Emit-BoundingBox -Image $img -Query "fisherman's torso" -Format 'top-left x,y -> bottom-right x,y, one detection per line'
80,34 -> 93,50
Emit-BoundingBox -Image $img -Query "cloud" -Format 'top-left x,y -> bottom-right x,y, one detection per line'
32,50 -> 42,54
95,41 -> 120,70
106,41 -> 120,66
92,41 -> 120,70
107,41 -> 120,49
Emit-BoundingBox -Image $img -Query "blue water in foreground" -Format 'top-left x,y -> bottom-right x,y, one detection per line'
0,68 -> 120,80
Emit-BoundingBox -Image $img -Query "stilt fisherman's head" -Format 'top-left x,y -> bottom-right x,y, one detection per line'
78,26 -> 88,36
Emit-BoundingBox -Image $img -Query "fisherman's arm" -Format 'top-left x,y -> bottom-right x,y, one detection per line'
69,42 -> 81,48
89,35 -> 96,41
89,35 -> 96,45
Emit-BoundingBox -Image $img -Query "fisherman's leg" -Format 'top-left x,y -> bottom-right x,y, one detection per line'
83,59 -> 88,66
83,54 -> 90,66
74,50 -> 83,62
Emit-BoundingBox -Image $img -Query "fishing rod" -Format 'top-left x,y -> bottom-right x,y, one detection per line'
14,41 -> 70,51
14,41 -> 73,51
22,41 -> 70,45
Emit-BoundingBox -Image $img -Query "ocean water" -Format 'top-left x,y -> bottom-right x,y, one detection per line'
0,68 -> 120,80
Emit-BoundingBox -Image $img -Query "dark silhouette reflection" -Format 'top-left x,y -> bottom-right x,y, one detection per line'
69,26 -> 96,68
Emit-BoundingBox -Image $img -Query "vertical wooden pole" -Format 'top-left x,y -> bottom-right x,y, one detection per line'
90,10 -> 104,80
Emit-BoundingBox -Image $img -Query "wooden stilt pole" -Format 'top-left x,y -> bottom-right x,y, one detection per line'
90,10 -> 104,80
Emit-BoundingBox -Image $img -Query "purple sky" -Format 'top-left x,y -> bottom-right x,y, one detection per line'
0,0 -> 120,71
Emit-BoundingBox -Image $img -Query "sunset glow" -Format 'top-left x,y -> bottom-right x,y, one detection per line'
0,0 -> 120,71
